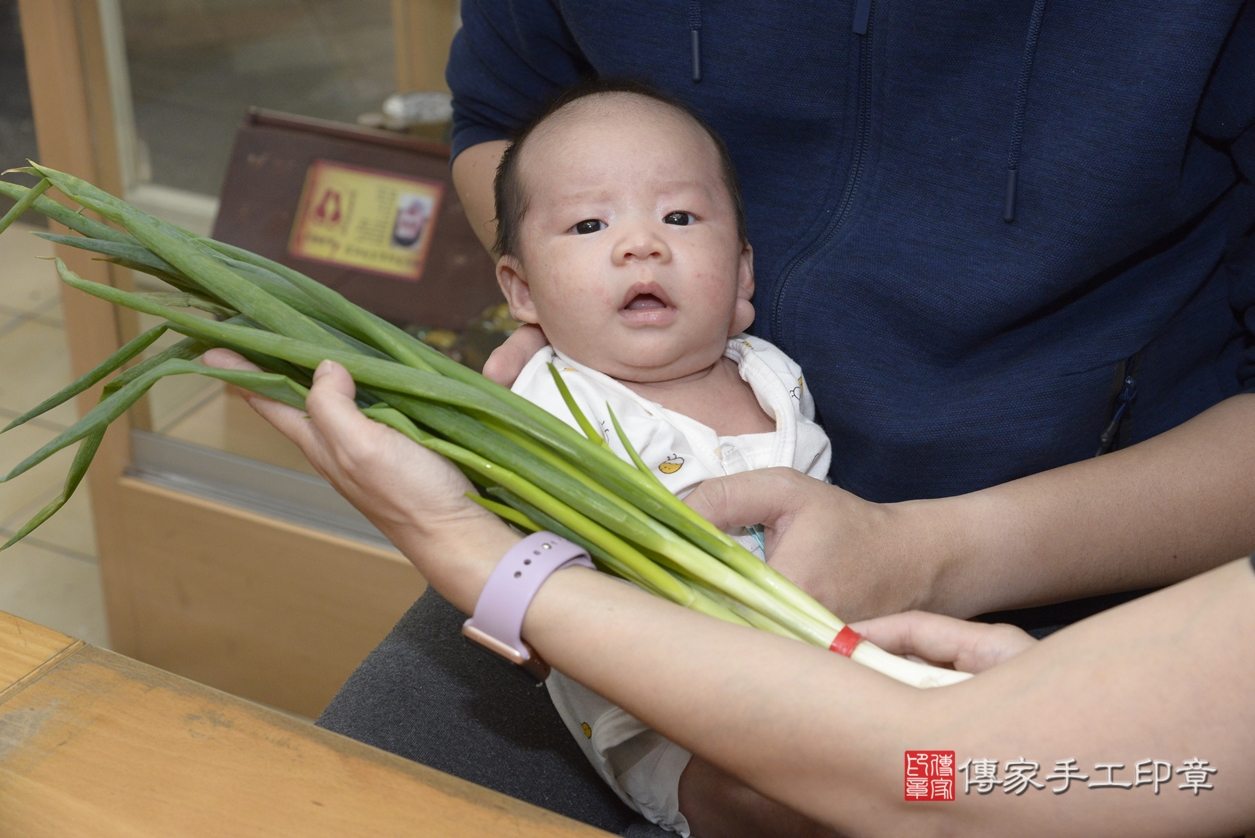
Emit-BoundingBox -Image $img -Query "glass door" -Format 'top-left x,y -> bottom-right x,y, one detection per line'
103,0 -> 407,541
107,0 -> 397,230
15,0 -> 461,715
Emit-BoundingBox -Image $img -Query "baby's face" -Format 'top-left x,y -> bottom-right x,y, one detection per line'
497,96 -> 753,383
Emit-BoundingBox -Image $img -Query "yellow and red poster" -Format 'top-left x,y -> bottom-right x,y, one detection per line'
288,160 -> 444,282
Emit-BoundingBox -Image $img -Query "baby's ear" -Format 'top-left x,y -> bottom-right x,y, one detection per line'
729,242 -> 756,336
496,255 -> 540,325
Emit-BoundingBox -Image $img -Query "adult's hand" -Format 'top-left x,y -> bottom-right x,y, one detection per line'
849,611 -> 1036,674
481,323 -> 549,387
687,395 -> 1255,623
684,468 -> 953,622
201,349 -> 516,612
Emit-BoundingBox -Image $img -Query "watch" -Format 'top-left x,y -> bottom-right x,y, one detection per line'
462,532 -> 594,682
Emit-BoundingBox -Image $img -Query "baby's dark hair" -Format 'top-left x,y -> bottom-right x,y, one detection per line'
492,78 -> 747,259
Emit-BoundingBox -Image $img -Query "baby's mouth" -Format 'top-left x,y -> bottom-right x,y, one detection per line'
625,294 -> 666,310
621,283 -> 674,313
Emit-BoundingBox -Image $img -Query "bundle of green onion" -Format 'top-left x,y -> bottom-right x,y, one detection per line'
0,163 -> 969,689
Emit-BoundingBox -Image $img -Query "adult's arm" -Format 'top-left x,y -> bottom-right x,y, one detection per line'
526,556 -> 1255,837
446,0 -> 593,255
206,353 -> 1255,836
687,393 -> 1255,622
451,139 -> 508,253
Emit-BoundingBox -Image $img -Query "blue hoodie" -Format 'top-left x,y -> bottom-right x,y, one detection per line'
447,1 -> 1255,622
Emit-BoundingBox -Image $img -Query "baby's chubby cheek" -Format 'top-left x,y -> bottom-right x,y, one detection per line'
529,292 -> 617,358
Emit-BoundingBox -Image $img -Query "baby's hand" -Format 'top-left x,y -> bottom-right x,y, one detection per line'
482,324 -> 549,386
849,611 -> 1036,674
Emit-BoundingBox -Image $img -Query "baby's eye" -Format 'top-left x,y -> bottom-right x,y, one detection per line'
663,211 -> 696,226
571,219 -> 606,234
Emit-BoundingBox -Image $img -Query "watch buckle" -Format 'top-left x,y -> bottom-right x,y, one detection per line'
462,623 -> 551,682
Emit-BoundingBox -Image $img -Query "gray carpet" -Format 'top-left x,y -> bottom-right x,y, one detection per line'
317,586 -> 671,836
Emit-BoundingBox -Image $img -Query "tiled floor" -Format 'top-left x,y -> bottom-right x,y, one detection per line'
0,224 -> 108,646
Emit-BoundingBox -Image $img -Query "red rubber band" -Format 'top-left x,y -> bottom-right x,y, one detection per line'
829,625 -> 863,657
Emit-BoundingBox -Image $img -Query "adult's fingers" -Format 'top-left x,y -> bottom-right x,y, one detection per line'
300,360 -> 476,495
201,347 -> 256,372
204,352 -> 362,447
848,612 -> 961,662
207,352 -> 499,588
201,347 -> 321,450
302,360 -> 385,464
481,324 -> 548,386
683,468 -> 808,531
304,359 -> 359,423
849,611 -> 1036,674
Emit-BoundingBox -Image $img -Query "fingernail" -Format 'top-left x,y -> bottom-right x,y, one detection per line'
313,359 -> 333,380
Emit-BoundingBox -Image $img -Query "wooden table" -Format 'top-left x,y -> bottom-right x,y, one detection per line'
0,611 -> 609,837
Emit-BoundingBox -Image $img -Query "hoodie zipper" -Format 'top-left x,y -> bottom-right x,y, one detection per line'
1003,0 -> 1047,222
770,0 -> 875,348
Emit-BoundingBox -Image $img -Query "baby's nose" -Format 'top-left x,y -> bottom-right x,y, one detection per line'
614,226 -> 670,263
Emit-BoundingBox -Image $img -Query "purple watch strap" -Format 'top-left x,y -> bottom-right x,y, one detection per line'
462,532 -> 593,678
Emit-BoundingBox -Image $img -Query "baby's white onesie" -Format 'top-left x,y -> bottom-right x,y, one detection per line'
510,334 -> 832,835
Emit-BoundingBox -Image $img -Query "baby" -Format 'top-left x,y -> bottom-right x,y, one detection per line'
492,80 -> 830,835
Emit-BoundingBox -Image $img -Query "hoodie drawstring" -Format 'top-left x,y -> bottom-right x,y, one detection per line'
1004,0 -> 1046,222
689,1 -> 702,81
